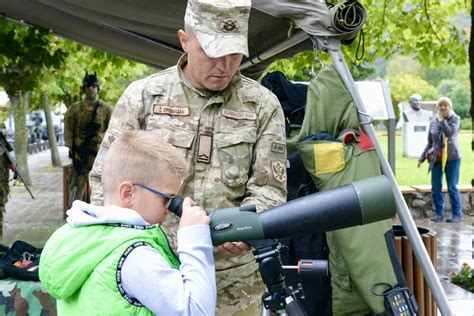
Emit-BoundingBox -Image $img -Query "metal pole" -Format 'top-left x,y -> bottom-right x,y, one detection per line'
240,32 -> 308,70
381,81 -> 397,174
326,43 -> 452,315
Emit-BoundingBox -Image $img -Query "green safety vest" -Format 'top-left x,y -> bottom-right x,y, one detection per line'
40,223 -> 179,316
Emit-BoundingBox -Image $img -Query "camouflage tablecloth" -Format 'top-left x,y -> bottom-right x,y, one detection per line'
0,278 -> 56,315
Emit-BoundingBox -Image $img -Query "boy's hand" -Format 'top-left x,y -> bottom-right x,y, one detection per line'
179,197 -> 210,229
216,241 -> 251,257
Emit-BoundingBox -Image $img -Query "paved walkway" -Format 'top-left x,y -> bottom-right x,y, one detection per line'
3,147 -> 473,315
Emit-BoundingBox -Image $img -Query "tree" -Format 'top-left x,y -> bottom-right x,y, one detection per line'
0,19 -> 66,184
45,40 -> 157,108
389,74 -> 438,108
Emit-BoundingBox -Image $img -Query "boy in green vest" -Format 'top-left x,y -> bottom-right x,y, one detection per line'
40,130 -> 215,315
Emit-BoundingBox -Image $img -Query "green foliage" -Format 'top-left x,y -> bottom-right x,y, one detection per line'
450,263 -> 474,293
0,19 -> 67,94
41,40 -> 157,108
421,65 -> 457,87
436,79 -> 471,118
267,0 -> 470,80
385,56 -> 421,78
354,0 -> 470,66
389,74 -> 438,107
460,118 -> 472,130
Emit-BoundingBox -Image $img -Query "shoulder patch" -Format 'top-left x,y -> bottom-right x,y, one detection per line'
271,142 -> 286,155
271,160 -> 287,183
102,130 -> 122,148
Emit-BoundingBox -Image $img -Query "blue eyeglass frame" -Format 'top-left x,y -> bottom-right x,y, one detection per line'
132,183 -> 176,208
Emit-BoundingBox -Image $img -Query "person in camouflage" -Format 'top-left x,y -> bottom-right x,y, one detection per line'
64,72 -> 112,205
0,130 -> 15,239
89,0 -> 287,314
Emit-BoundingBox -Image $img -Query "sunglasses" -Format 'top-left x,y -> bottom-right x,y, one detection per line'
133,183 -> 176,208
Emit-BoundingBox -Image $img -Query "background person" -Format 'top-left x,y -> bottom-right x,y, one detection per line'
40,130 -> 215,315
418,96 -> 462,222
89,0 -> 287,314
64,72 -> 112,204
0,129 -> 15,239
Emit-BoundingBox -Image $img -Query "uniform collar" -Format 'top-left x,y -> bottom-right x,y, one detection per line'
177,53 -> 244,100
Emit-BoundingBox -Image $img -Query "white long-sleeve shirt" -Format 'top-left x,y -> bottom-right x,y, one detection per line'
67,201 -> 216,315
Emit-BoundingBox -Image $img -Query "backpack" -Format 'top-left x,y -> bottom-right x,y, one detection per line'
0,240 -> 41,281
261,71 -> 331,316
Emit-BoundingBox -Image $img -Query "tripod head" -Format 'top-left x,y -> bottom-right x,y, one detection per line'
250,239 -> 322,315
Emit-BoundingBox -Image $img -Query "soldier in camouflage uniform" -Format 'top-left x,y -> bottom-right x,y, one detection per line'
64,72 -> 112,204
0,131 -> 15,239
89,0 -> 287,314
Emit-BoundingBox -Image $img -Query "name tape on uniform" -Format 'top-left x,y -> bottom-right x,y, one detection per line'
221,109 -> 257,121
153,105 -> 190,116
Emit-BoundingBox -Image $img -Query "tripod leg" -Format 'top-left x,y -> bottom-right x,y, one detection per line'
260,302 -> 271,316
322,40 -> 451,315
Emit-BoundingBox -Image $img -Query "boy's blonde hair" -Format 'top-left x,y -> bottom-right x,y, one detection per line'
102,131 -> 188,197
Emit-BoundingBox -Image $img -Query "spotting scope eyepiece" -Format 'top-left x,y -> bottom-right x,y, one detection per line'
167,175 -> 396,245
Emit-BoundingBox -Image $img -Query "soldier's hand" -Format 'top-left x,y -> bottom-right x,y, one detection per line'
216,241 -> 251,257
9,163 -> 16,172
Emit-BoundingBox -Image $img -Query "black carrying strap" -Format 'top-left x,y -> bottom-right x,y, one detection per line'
384,230 -> 409,288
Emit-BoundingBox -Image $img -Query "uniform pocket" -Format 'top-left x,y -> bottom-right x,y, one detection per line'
215,127 -> 257,187
149,127 -> 195,158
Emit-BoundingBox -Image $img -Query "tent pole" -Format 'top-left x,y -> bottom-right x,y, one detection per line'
326,44 -> 452,315
240,32 -> 308,70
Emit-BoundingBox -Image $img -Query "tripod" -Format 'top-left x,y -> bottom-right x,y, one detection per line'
248,239 -> 327,316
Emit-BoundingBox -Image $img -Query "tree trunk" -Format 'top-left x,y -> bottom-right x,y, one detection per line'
470,6 -> 473,187
9,91 -> 32,185
41,93 -> 62,167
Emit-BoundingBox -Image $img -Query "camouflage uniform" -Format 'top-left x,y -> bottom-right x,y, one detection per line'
0,279 -> 56,315
64,99 -> 112,203
89,55 -> 287,314
0,149 -> 9,238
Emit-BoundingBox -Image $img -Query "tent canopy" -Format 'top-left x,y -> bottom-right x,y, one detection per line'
0,0 -> 364,78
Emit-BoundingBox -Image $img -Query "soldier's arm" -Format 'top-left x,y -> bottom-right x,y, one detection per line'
104,103 -> 113,131
242,92 -> 287,211
89,92 -> 142,205
63,104 -> 75,148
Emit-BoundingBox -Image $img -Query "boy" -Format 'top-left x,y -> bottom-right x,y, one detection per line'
39,130 -> 215,315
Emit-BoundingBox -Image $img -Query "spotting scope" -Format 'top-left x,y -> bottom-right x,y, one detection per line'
168,175 -> 396,245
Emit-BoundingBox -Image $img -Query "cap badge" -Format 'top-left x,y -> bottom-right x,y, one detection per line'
221,19 -> 239,32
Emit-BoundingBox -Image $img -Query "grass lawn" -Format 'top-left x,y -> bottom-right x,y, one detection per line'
375,130 -> 472,186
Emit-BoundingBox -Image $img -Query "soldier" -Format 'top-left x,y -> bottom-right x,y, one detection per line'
64,72 -> 112,205
89,0 -> 287,314
0,128 -> 15,238
402,93 -> 433,123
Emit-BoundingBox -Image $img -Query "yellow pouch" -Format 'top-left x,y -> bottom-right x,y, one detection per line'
314,142 -> 345,175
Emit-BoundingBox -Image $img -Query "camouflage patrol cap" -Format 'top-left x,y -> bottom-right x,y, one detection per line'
185,0 -> 250,58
